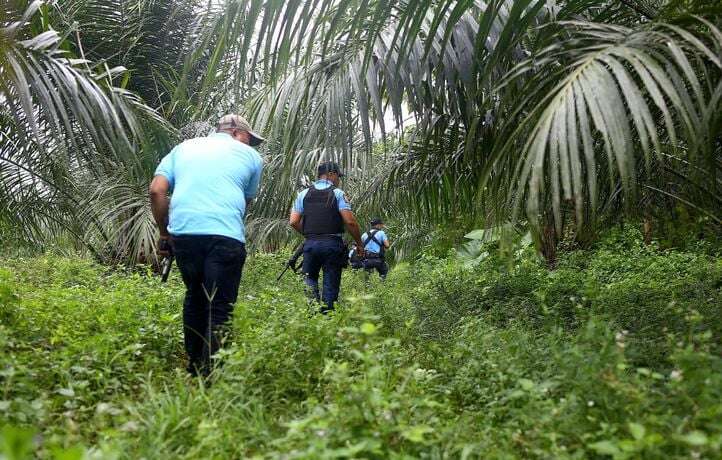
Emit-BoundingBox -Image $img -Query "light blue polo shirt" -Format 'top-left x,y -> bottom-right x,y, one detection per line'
361,229 -> 388,253
292,179 -> 351,237
154,132 -> 263,243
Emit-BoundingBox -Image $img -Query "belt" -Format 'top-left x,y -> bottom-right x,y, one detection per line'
304,234 -> 343,241
366,252 -> 382,258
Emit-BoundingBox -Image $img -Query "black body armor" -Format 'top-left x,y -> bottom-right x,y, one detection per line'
302,187 -> 344,237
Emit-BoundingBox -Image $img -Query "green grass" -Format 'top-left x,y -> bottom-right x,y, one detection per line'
1,228 -> 721,459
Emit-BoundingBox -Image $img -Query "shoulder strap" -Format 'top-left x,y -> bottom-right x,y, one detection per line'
305,185 -> 338,204
326,185 -> 337,205
363,229 -> 384,251
308,184 -> 336,194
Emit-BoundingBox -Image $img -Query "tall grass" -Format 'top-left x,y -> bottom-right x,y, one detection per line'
1,228 -> 721,458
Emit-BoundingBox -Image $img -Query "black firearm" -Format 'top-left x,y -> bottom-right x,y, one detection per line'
159,238 -> 174,283
277,243 -> 304,281
160,255 -> 174,283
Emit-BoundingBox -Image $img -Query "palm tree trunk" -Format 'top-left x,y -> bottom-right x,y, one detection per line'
540,213 -> 558,269
643,215 -> 653,245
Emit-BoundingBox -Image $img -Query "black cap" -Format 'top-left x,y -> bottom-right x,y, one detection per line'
370,218 -> 384,226
318,161 -> 344,177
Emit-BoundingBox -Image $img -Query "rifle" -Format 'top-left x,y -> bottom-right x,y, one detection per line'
277,243 -> 304,281
159,238 -> 173,283
160,255 -> 174,283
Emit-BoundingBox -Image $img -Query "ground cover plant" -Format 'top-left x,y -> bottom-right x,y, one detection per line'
3,1 -> 721,458
1,228 -> 721,459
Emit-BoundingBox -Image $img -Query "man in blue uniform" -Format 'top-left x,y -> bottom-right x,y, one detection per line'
348,242 -> 364,270
289,162 -> 365,313
361,218 -> 390,279
149,114 -> 264,376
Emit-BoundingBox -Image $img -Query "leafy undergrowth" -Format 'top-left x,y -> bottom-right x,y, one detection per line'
1,228 -> 721,459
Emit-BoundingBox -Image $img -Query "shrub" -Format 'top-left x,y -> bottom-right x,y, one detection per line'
1,228 -> 720,458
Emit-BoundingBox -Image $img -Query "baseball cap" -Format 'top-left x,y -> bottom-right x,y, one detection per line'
370,218 -> 384,226
317,161 -> 345,177
217,114 -> 265,146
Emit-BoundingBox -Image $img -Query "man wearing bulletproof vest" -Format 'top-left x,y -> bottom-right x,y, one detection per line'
361,218 -> 390,279
289,162 -> 365,313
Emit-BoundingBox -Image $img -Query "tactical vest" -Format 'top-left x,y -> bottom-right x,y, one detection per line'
302,187 -> 344,237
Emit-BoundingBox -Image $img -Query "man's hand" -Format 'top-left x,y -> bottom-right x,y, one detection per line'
288,251 -> 301,270
157,235 -> 172,257
356,245 -> 366,259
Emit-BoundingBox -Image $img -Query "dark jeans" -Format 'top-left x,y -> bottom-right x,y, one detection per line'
172,235 -> 246,374
364,256 -> 389,279
302,238 -> 345,313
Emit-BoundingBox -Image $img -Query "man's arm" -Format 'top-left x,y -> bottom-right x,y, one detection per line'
245,156 -> 263,209
149,175 -> 171,255
335,190 -> 364,257
289,190 -> 305,234
340,210 -> 364,256
289,211 -> 303,235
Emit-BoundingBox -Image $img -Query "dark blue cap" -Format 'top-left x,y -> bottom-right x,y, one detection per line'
318,162 -> 344,177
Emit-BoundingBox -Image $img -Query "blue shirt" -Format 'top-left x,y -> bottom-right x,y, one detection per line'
361,229 -> 388,253
154,132 -> 263,243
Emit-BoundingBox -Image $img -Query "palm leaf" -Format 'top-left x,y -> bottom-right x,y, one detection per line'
494,19 -> 722,233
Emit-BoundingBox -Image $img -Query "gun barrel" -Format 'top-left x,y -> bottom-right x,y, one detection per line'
276,242 -> 305,281
276,264 -> 290,281
160,256 -> 173,283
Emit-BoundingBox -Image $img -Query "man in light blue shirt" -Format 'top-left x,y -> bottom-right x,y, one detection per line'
149,114 -> 264,376
361,218 -> 390,279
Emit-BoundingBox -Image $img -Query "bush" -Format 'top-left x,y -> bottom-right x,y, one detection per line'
0,257 -> 182,456
1,228 -> 720,458
389,228 -> 721,368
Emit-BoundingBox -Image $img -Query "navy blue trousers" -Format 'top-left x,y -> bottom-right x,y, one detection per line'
172,235 -> 246,375
302,238 -> 345,313
364,256 -> 389,279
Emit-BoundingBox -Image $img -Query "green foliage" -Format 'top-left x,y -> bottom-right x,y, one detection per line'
1,229 -> 721,458
4,1 -> 721,264
396,227 -> 722,366
0,257 -> 182,456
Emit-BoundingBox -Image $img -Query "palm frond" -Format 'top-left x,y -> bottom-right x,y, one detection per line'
0,1 -> 175,258
493,19 -> 722,233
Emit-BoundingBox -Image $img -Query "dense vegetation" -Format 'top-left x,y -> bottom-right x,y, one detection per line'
1,228 -> 720,458
2,1 -> 721,263
2,1 -> 721,458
